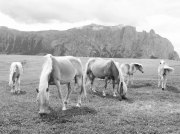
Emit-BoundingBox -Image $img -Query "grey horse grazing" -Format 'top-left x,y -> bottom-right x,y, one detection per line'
158,60 -> 174,90
84,58 -> 127,98
36,54 -> 86,114
120,63 -> 144,85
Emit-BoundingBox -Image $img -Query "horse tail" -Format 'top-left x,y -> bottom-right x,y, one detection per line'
9,64 -> 14,86
83,58 -> 93,84
118,67 -> 127,99
120,81 -> 123,96
77,58 -> 87,97
119,80 -> 127,99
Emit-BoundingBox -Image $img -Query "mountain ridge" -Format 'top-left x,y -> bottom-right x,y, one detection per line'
0,24 -> 179,60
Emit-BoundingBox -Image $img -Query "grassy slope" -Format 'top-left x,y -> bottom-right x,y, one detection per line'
0,55 -> 180,134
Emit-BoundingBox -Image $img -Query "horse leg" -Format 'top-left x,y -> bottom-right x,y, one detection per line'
14,79 -> 18,93
54,80 -> 66,111
64,83 -> 72,106
10,80 -> 15,93
161,76 -> 165,90
131,75 -> 134,84
90,77 -> 96,92
76,76 -> 83,107
11,84 -> 15,93
126,75 -> 130,85
112,80 -> 116,97
129,75 -> 133,85
158,75 -> 160,87
164,76 -> 167,89
103,77 -> 108,96
17,77 -> 21,94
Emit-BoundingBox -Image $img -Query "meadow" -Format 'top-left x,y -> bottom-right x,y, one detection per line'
0,55 -> 180,134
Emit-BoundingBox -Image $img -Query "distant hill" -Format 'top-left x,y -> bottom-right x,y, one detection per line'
0,24 -> 179,60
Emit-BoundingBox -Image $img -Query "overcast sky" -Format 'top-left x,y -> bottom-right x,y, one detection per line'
0,0 -> 179,55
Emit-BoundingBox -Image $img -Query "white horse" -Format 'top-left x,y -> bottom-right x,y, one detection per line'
36,54 -> 86,114
9,62 -> 25,93
120,63 -> 144,85
84,58 -> 127,98
158,60 -> 174,90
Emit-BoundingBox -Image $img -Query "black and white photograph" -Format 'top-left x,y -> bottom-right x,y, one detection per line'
0,0 -> 180,133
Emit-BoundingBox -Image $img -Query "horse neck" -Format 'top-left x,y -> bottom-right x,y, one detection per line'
111,61 -> 120,80
39,74 -> 49,92
130,64 -> 137,74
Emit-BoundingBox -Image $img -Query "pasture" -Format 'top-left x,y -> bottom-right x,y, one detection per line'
0,55 -> 180,134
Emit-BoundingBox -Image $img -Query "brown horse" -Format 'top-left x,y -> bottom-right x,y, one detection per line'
84,58 -> 127,98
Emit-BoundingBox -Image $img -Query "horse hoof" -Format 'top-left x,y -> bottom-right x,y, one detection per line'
92,89 -> 96,93
62,107 -> 67,111
122,95 -> 127,100
113,94 -> 117,97
76,103 -> 81,107
39,110 -> 50,115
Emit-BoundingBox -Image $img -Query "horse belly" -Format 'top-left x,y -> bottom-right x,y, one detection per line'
58,63 -> 76,83
91,65 -> 106,78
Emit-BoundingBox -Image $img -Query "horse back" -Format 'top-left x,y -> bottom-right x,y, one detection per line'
49,56 -> 82,84
66,56 -> 83,76
121,64 -> 130,75
90,58 -> 112,77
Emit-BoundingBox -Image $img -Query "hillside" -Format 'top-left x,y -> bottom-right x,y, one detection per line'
0,24 -> 179,60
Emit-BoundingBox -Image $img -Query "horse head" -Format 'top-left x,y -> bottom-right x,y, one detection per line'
134,63 -> 144,73
36,54 -> 53,114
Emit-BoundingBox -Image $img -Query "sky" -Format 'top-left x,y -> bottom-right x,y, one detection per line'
0,0 -> 179,55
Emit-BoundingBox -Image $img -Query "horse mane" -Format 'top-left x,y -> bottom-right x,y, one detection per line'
39,54 -> 53,91
132,63 -> 142,69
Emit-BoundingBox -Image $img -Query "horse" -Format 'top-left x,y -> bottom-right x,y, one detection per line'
9,61 -> 26,93
36,54 -> 86,114
158,60 -> 174,90
84,58 -> 127,98
120,63 -> 144,85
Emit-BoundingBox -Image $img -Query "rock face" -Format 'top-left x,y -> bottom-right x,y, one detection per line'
0,24 -> 179,60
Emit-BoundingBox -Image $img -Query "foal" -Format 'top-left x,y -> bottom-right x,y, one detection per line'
120,63 -> 144,85
9,61 -> 25,93
158,60 -> 174,90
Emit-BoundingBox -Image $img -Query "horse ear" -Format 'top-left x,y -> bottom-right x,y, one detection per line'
46,88 -> 49,92
36,88 -> 39,93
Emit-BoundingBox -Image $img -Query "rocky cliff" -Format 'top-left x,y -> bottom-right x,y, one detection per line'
0,24 -> 179,60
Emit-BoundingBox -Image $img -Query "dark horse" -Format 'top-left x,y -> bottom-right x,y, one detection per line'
84,58 -> 127,98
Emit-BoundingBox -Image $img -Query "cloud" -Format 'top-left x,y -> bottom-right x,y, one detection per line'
0,0 -> 177,25
0,0 -> 180,54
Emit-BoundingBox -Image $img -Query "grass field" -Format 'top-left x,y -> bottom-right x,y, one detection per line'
0,55 -> 180,134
